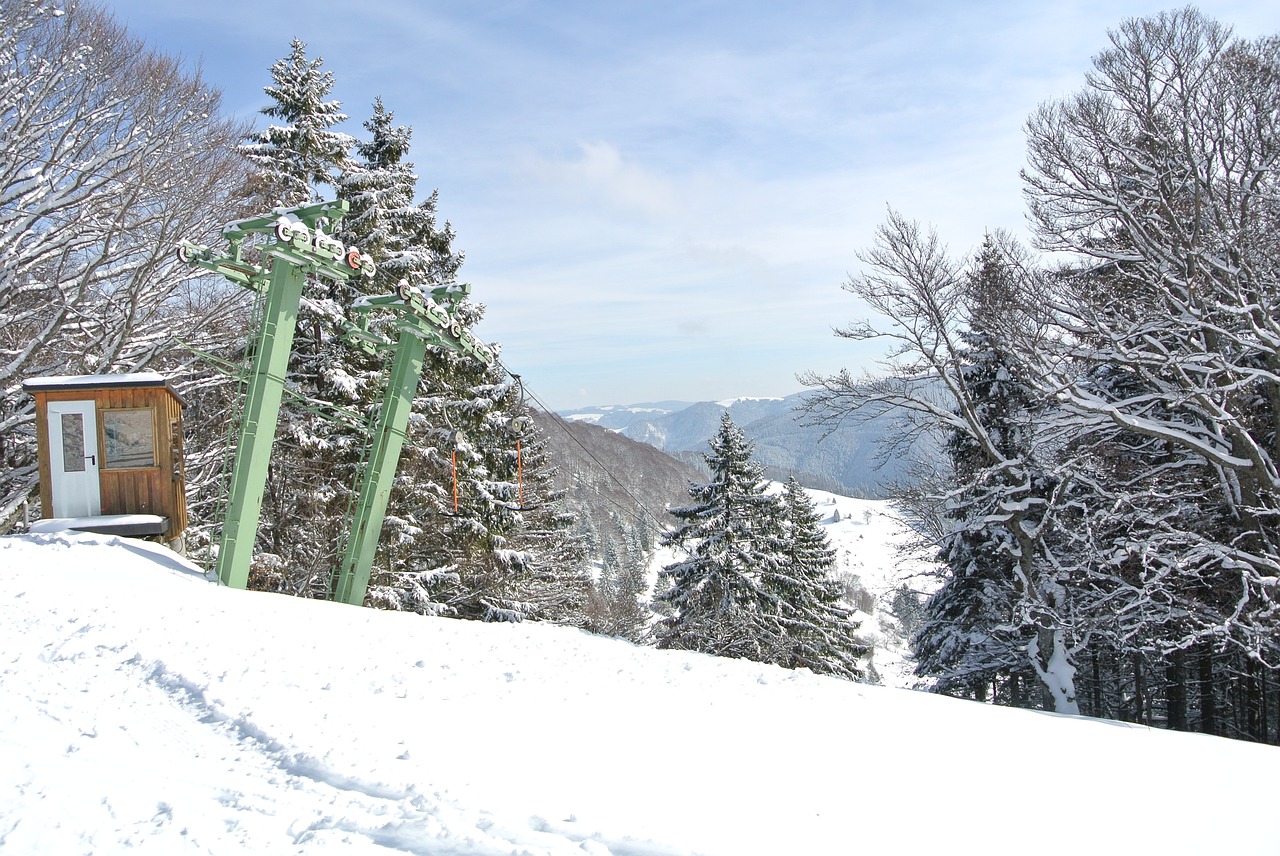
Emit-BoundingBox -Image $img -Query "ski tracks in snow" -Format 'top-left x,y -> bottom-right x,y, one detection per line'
0,539 -> 687,855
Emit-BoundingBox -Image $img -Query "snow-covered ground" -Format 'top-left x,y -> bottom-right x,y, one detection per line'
3,530 -> 1278,855
776,487 -> 934,688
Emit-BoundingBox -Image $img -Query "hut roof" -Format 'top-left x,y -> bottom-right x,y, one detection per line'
22,373 -> 186,406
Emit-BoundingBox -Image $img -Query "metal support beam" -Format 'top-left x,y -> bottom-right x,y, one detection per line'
214,255 -> 305,588
179,199 -> 375,589
329,281 -> 494,606
330,327 -> 427,605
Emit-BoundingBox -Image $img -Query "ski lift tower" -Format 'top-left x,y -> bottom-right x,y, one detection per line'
177,200 -> 375,589
329,280 -> 494,606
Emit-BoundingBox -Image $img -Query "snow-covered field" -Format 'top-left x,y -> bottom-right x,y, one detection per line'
2,530 -> 1278,855
774,487 -> 933,688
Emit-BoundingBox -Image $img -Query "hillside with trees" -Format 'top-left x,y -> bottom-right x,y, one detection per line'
534,412 -> 699,639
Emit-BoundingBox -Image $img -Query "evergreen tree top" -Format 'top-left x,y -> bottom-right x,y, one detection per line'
356,98 -> 413,168
705,412 -> 765,486
335,96 -> 462,288
242,38 -> 354,206
261,38 -> 348,127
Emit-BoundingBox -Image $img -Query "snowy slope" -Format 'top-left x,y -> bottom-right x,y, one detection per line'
800,488 -> 935,687
2,531 -> 1278,855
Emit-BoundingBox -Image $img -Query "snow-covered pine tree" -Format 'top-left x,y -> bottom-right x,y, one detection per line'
913,363 -> 1036,699
228,39 -> 359,594
335,98 -> 410,263
336,97 -> 462,291
911,237 -> 1051,702
655,413 -> 784,660
340,101 -> 462,292
766,476 -> 866,679
240,38 -> 353,208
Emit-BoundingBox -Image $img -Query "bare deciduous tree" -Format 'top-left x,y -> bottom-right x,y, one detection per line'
0,0 -> 251,529
1022,8 -> 1280,664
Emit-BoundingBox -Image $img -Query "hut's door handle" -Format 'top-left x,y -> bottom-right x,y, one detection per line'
85,454 -> 96,466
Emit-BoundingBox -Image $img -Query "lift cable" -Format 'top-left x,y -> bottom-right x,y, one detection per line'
492,356 -> 677,538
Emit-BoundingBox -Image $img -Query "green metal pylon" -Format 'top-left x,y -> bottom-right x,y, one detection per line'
178,200 -> 376,588
216,253 -> 305,588
329,325 -> 425,605
330,281 -> 493,606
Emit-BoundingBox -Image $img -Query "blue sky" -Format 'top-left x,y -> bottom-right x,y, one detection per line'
103,0 -> 1276,409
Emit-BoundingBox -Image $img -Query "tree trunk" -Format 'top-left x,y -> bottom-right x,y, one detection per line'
1090,649 -> 1103,719
1010,673 -> 1026,707
1029,629 -> 1080,715
1133,653 -> 1147,725
1166,650 -> 1187,731
1260,665 -> 1271,744
1245,658 -> 1262,742
1198,648 -> 1217,736
1264,665 -> 1274,742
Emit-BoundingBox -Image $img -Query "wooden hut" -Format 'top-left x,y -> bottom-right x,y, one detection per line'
22,373 -> 188,546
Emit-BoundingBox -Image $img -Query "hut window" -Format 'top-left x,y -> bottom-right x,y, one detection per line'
102,408 -> 156,468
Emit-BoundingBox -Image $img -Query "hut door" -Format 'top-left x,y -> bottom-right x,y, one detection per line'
47,400 -> 102,518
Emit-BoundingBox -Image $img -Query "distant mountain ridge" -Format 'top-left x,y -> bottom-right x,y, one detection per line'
560,401 -> 696,431
558,393 -> 916,498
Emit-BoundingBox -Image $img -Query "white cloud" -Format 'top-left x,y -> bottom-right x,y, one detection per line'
528,141 -> 681,222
